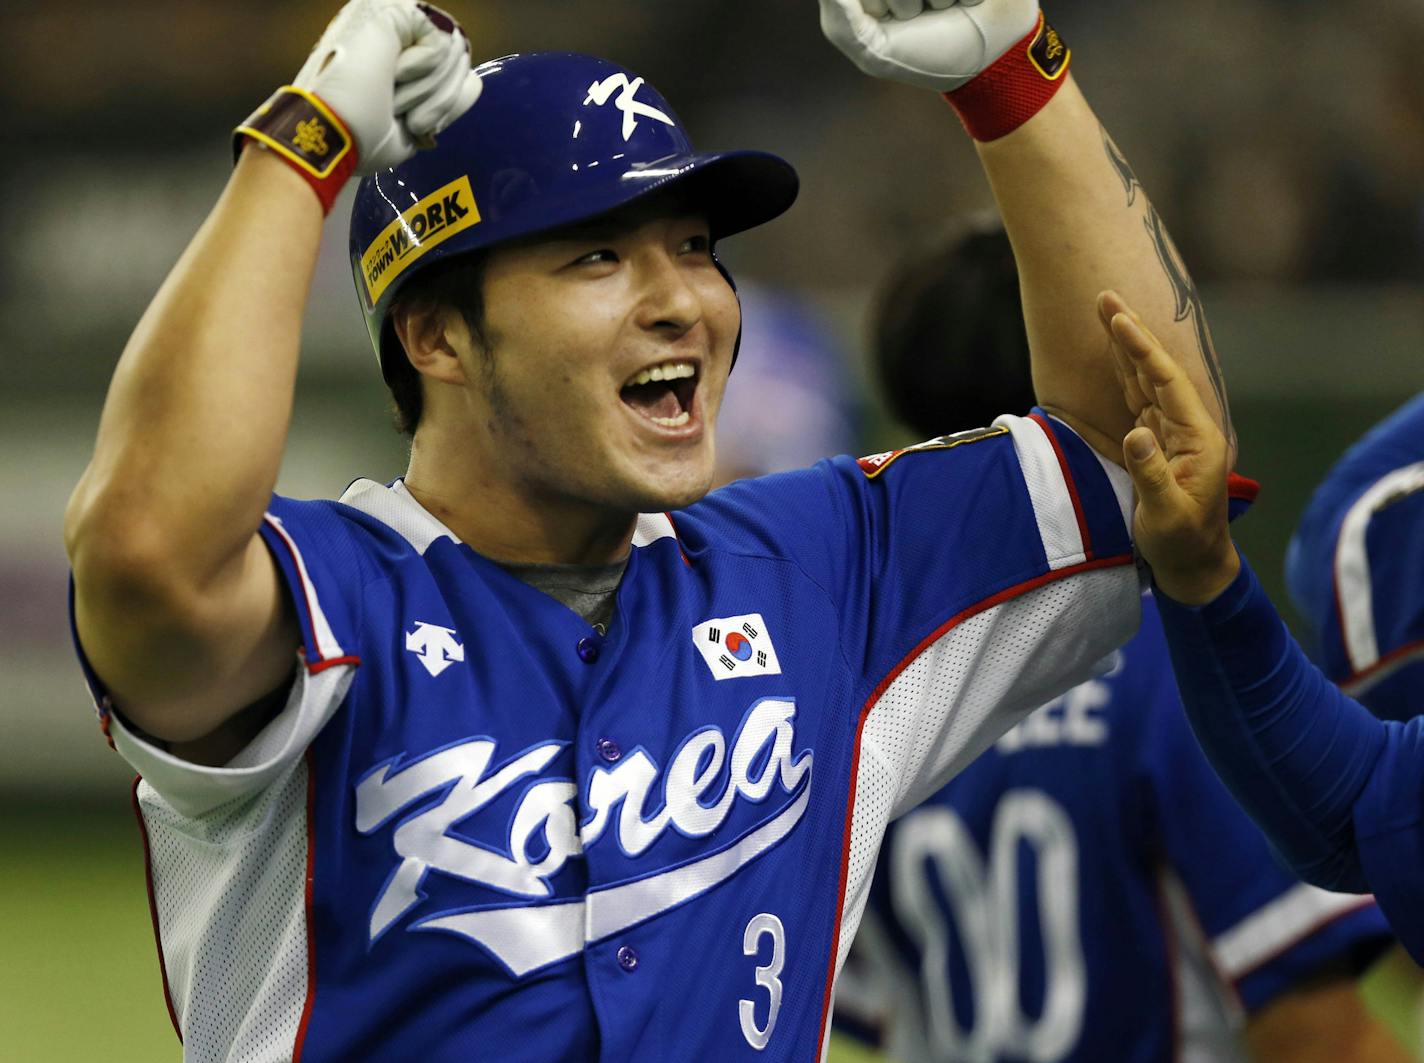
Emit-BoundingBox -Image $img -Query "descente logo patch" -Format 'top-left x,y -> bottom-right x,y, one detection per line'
360,176 -> 481,306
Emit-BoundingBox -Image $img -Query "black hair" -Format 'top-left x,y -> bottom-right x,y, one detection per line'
384,251 -> 491,437
871,219 -> 1035,440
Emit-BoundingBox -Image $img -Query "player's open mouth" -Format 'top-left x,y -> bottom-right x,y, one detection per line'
619,359 -> 699,429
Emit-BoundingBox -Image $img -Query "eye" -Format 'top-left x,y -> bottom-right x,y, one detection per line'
679,234 -> 711,255
571,248 -> 619,267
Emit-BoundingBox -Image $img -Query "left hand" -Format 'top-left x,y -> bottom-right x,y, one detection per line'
1099,290 -> 1240,605
818,0 -> 1039,92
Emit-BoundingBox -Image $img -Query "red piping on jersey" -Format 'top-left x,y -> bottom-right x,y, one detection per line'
1342,639 -> 1424,693
1029,413 -> 1093,559
664,512 -> 692,567
1229,896 -> 1379,988
132,776 -> 183,1043
307,653 -> 361,675
261,514 -> 359,673
292,751 -> 320,1061
812,550 -> 1136,1053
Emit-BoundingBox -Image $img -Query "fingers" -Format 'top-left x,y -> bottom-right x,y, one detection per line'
886,0 -> 924,19
1107,308 -> 1213,434
1121,424 -> 1187,522
1097,290 -> 1214,432
820,0 -> 883,53
1098,290 -> 1148,417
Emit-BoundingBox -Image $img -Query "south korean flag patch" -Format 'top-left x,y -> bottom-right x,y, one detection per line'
692,613 -> 781,680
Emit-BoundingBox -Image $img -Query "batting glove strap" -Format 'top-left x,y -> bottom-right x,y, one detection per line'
235,86 -> 360,214
944,12 -> 1070,141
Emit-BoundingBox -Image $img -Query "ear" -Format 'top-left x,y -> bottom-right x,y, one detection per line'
390,300 -> 469,386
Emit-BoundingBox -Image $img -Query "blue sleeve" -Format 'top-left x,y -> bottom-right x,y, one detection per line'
1153,555 -> 1388,893
1136,599 -> 1391,1010
1285,393 -> 1424,718
256,496 -> 367,673
1354,718 -> 1424,965
687,411 -> 1135,684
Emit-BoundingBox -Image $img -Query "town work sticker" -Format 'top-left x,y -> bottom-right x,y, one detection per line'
361,175 -> 481,306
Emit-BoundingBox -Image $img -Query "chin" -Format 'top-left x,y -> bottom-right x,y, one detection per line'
618,461 -> 715,514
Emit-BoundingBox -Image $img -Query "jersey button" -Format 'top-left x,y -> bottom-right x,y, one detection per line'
596,738 -> 622,763
576,637 -> 600,664
616,945 -> 639,972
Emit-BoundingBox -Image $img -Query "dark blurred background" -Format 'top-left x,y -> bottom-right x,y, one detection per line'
2,0 -> 1422,1056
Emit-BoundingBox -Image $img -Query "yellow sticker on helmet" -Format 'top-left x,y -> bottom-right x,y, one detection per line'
360,175 -> 482,306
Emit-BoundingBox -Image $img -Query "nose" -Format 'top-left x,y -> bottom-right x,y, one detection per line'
632,246 -> 703,338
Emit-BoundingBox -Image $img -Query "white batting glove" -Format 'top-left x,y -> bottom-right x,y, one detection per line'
294,0 -> 483,173
819,0 -> 1040,93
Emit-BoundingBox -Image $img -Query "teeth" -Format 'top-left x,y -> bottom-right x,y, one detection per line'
650,410 -> 691,427
627,361 -> 695,387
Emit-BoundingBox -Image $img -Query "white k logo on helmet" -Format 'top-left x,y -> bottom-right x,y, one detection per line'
583,74 -> 675,141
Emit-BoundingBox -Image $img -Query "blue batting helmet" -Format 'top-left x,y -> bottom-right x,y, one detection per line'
348,51 -> 800,380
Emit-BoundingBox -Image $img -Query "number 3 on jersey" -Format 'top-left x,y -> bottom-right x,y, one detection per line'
739,912 -> 786,1050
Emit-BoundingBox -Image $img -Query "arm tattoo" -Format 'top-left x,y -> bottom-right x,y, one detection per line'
1099,128 -> 1235,449
1104,132 -> 1139,206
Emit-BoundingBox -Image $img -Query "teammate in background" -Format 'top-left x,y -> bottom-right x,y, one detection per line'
713,282 -> 857,485
1090,288 -> 1424,987
831,223 -> 1405,1063
1285,392 -> 1424,722
64,0 -> 1238,1057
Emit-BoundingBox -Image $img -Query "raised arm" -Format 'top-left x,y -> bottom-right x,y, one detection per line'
818,0 -> 1233,465
64,0 -> 479,749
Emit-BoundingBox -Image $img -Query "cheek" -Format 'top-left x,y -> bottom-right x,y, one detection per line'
705,278 -> 741,345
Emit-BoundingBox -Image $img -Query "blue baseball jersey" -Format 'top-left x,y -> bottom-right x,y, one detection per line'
73,412 -> 1143,1062
835,596 -> 1391,1063
1287,392 -> 1424,720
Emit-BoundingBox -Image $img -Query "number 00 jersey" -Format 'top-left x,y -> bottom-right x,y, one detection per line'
834,596 -> 1391,1063
73,412 -> 1142,1062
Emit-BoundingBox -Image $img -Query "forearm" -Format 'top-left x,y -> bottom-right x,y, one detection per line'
976,75 -> 1233,461
1153,554 -> 1388,890
67,147 -> 323,584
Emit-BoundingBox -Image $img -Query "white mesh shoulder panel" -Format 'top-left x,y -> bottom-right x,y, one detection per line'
128,664 -> 354,1059
140,757 -> 312,1063
833,563 -> 1140,975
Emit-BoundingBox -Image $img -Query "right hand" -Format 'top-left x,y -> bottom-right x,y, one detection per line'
818,0 -> 1040,93
294,0 -> 483,174
1098,290 -> 1240,605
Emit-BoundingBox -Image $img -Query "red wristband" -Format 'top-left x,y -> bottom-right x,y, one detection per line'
234,86 -> 359,215
944,12 -> 1070,142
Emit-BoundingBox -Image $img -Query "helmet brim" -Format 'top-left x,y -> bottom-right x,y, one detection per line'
610,148 -> 800,241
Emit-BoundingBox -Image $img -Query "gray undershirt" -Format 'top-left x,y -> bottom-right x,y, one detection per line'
498,557 -> 628,633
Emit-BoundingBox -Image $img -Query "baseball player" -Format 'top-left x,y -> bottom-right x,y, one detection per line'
1285,392 -> 1424,723
1094,291 -> 1424,975
834,225 -> 1405,1063
65,0 -> 1234,1058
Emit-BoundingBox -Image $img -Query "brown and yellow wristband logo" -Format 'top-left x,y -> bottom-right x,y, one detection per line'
1027,17 -> 1070,81
360,176 -> 482,306
236,86 -> 352,179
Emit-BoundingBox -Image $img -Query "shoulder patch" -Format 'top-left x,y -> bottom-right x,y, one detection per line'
856,425 -> 1008,479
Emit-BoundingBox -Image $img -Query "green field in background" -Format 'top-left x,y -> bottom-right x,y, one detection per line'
2,806 -> 179,1059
